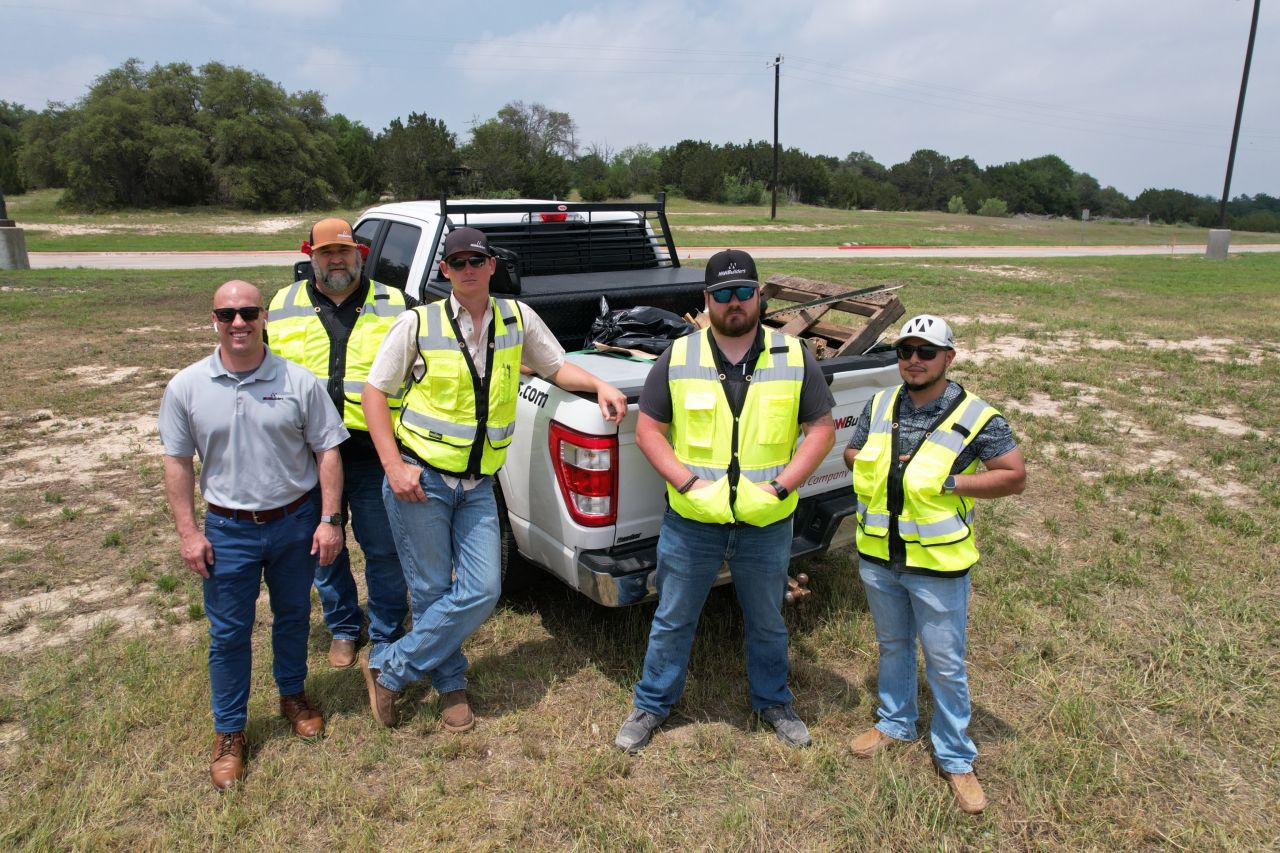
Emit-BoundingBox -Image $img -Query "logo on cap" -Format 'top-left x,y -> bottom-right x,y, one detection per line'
719,262 -> 746,279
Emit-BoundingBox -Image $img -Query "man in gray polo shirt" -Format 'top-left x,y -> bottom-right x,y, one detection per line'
160,279 -> 349,791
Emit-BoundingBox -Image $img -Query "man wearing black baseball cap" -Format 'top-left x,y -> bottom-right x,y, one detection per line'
615,249 -> 836,752
359,226 -> 627,732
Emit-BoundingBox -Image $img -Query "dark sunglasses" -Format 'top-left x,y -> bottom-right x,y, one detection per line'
895,343 -> 947,361
213,306 -> 262,323
710,285 -> 758,304
446,255 -> 489,271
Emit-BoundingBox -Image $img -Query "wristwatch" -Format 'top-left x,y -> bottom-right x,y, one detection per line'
320,513 -> 347,526
941,475 -> 957,495
770,480 -> 790,500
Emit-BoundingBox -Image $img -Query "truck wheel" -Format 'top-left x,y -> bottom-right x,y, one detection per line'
496,492 -> 533,595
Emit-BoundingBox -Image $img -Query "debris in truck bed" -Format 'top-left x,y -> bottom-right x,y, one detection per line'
760,274 -> 905,358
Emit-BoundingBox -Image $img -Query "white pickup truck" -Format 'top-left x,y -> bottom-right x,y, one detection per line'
307,196 -> 900,606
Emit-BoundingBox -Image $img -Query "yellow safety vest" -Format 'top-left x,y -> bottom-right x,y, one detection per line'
268,279 -> 406,431
396,298 -> 524,476
667,328 -> 805,526
852,385 -> 1000,574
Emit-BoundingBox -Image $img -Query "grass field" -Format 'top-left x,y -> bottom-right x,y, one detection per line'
7,188 -> 1277,252
0,254 -> 1278,849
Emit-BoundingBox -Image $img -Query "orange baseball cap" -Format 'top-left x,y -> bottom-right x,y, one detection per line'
309,218 -> 357,251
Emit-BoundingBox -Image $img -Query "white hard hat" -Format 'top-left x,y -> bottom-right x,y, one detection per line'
896,314 -> 955,349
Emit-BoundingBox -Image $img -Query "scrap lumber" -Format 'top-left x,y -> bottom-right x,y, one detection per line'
761,274 -> 904,357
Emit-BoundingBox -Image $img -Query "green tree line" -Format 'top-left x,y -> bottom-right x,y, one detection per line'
1,59 -> 1276,232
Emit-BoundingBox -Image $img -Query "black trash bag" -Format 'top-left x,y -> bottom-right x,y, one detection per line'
587,297 -> 696,355
488,245 -> 521,296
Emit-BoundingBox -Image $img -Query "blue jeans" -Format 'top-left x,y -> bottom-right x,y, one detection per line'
368,464 -> 501,694
202,491 -> 318,733
858,558 -> 976,774
633,509 -> 794,717
313,451 -> 408,645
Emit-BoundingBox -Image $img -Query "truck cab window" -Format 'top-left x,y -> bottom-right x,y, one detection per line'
372,222 -> 420,291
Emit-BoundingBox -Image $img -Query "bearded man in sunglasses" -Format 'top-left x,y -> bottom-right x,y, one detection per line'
843,314 -> 1025,815
358,227 -> 626,731
159,280 -> 349,789
614,249 -> 836,753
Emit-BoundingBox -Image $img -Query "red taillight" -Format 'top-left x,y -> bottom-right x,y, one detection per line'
538,212 -> 569,222
549,421 -> 617,527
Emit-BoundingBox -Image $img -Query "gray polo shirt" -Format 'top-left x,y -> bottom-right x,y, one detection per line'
159,347 -> 349,510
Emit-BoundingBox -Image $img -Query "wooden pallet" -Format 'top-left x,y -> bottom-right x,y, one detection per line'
760,274 -> 904,358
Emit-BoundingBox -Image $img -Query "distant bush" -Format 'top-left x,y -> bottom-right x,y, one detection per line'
723,173 -> 765,206
977,197 -> 1009,217
947,194 -> 968,215
578,181 -> 609,202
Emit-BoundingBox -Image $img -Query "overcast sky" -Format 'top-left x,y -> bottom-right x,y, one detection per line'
3,0 -> 1276,199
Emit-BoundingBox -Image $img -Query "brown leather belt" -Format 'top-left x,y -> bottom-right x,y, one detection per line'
206,494 -> 309,524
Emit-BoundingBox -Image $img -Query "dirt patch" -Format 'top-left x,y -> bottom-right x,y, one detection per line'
1,413 -> 158,489
30,218 -> 302,237
959,264 -> 1067,282
1183,413 -> 1254,437
0,577 -> 161,655
65,365 -> 143,386
681,224 -> 842,233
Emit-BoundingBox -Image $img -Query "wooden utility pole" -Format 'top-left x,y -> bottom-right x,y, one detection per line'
1219,0 -> 1261,227
770,54 -> 783,220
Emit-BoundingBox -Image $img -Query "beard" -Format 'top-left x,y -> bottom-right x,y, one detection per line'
313,257 -> 362,294
708,304 -> 758,337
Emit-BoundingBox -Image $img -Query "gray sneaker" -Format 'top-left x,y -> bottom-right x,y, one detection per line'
759,704 -> 812,748
614,709 -> 666,752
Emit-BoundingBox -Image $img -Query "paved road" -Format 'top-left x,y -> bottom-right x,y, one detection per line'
26,243 -> 1280,269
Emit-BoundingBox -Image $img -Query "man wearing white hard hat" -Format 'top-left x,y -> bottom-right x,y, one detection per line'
843,314 -> 1026,814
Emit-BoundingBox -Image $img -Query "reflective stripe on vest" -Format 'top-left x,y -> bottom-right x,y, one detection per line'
267,279 -> 406,431
853,386 -> 1000,574
395,298 -> 524,476
666,329 -> 805,527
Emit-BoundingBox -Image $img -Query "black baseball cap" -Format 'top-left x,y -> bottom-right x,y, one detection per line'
442,227 -> 493,259
704,249 -> 760,292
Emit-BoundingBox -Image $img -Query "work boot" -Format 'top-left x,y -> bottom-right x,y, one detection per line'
280,692 -> 325,738
850,726 -> 897,758
440,690 -> 475,733
328,638 -> 357,668
361,649 -> 400,728
934,760 -> 989,814
758,704 -> 812,748
614,709 -> 666,753
210,731 -> 247,791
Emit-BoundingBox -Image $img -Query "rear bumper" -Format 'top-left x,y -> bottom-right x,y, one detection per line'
573,489 -> 857,607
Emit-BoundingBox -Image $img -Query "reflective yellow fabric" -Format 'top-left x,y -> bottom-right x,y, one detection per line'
396,298 -> 524,476
667,328 -> 804,526
853,386 -> 1000,573
268,279 -> 406,431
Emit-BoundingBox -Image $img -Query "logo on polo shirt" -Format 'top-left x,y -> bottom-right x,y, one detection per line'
262,393 -> 284,401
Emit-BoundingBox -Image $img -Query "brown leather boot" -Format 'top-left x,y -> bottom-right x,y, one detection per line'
361,649 -> 400,728
328,638 -> 357,668
849,726 -> 897,758
934,760 -> 989,814
210,731 -> 246,791
280,692 -> 325,738
440,690 -> 475,733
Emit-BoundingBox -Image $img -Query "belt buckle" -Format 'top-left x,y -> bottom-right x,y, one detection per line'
250,509 -> 268,524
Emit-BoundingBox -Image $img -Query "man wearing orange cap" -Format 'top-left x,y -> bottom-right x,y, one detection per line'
268,219 -> 411,668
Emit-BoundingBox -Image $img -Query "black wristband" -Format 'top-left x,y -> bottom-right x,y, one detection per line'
677,474 -> 698,494
770,480 -> 790,501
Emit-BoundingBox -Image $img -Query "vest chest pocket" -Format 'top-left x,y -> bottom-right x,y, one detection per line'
851,444 -> 883,499
682,389 -> 718,450
425,355 -> 464,412
756,392 -> 795,445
